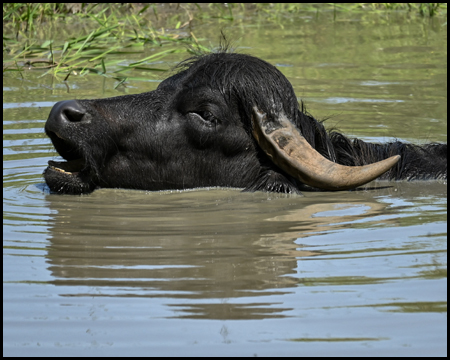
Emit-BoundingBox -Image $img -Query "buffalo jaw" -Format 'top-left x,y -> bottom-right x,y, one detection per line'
44,158 -> 95,194
251,107 -> 400,191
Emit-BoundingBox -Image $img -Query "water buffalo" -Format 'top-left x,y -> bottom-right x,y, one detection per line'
44,52 -> 447,195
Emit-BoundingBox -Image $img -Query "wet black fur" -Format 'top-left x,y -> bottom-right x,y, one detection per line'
44,51 -> 447,195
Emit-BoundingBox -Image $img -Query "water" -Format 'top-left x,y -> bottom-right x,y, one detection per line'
3,9 -> 447,356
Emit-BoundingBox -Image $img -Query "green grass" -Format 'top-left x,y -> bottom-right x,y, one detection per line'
3,4 -> 206,86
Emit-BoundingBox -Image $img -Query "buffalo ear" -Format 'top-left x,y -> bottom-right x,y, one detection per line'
251,107 -> 400,191
243,170 -> 302,194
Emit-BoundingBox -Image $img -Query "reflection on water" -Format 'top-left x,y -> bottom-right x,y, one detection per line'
45,190 -> 321,311
3,7 -> 447,357
37,185 -> 449,322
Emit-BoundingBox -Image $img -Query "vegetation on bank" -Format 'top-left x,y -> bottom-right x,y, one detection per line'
3,3 -> 447,86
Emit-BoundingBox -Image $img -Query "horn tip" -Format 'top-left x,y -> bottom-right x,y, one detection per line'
390,155 -> 401,164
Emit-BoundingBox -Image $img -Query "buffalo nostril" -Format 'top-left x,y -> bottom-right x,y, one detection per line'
63,106 -> 85,122
48,100 -> 86,123
46,100 -> 87,136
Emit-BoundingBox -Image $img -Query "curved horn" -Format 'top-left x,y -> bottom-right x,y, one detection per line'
251,107 -> 400,191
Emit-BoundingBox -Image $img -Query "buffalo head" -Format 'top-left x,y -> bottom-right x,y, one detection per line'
45,52 -> 444,195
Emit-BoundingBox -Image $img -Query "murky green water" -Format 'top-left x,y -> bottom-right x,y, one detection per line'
3,9 -> 447,356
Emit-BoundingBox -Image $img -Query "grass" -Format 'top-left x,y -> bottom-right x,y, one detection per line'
3,4 -> 208,87
3,3 -> 447,87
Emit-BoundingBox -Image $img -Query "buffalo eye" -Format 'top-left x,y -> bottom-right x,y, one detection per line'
188,111 -> 219,128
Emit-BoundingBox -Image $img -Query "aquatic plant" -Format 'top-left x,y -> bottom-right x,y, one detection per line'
3,3 -> 446,85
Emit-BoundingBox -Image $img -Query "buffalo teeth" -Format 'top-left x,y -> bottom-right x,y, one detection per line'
51,166 -> 73,175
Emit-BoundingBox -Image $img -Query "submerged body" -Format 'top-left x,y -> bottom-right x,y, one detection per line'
44,52 -> 447,195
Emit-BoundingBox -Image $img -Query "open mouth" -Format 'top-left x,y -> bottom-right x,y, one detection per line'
45,157 -> 95,194
44,135 -> 97,194
48,158 -> 85,175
